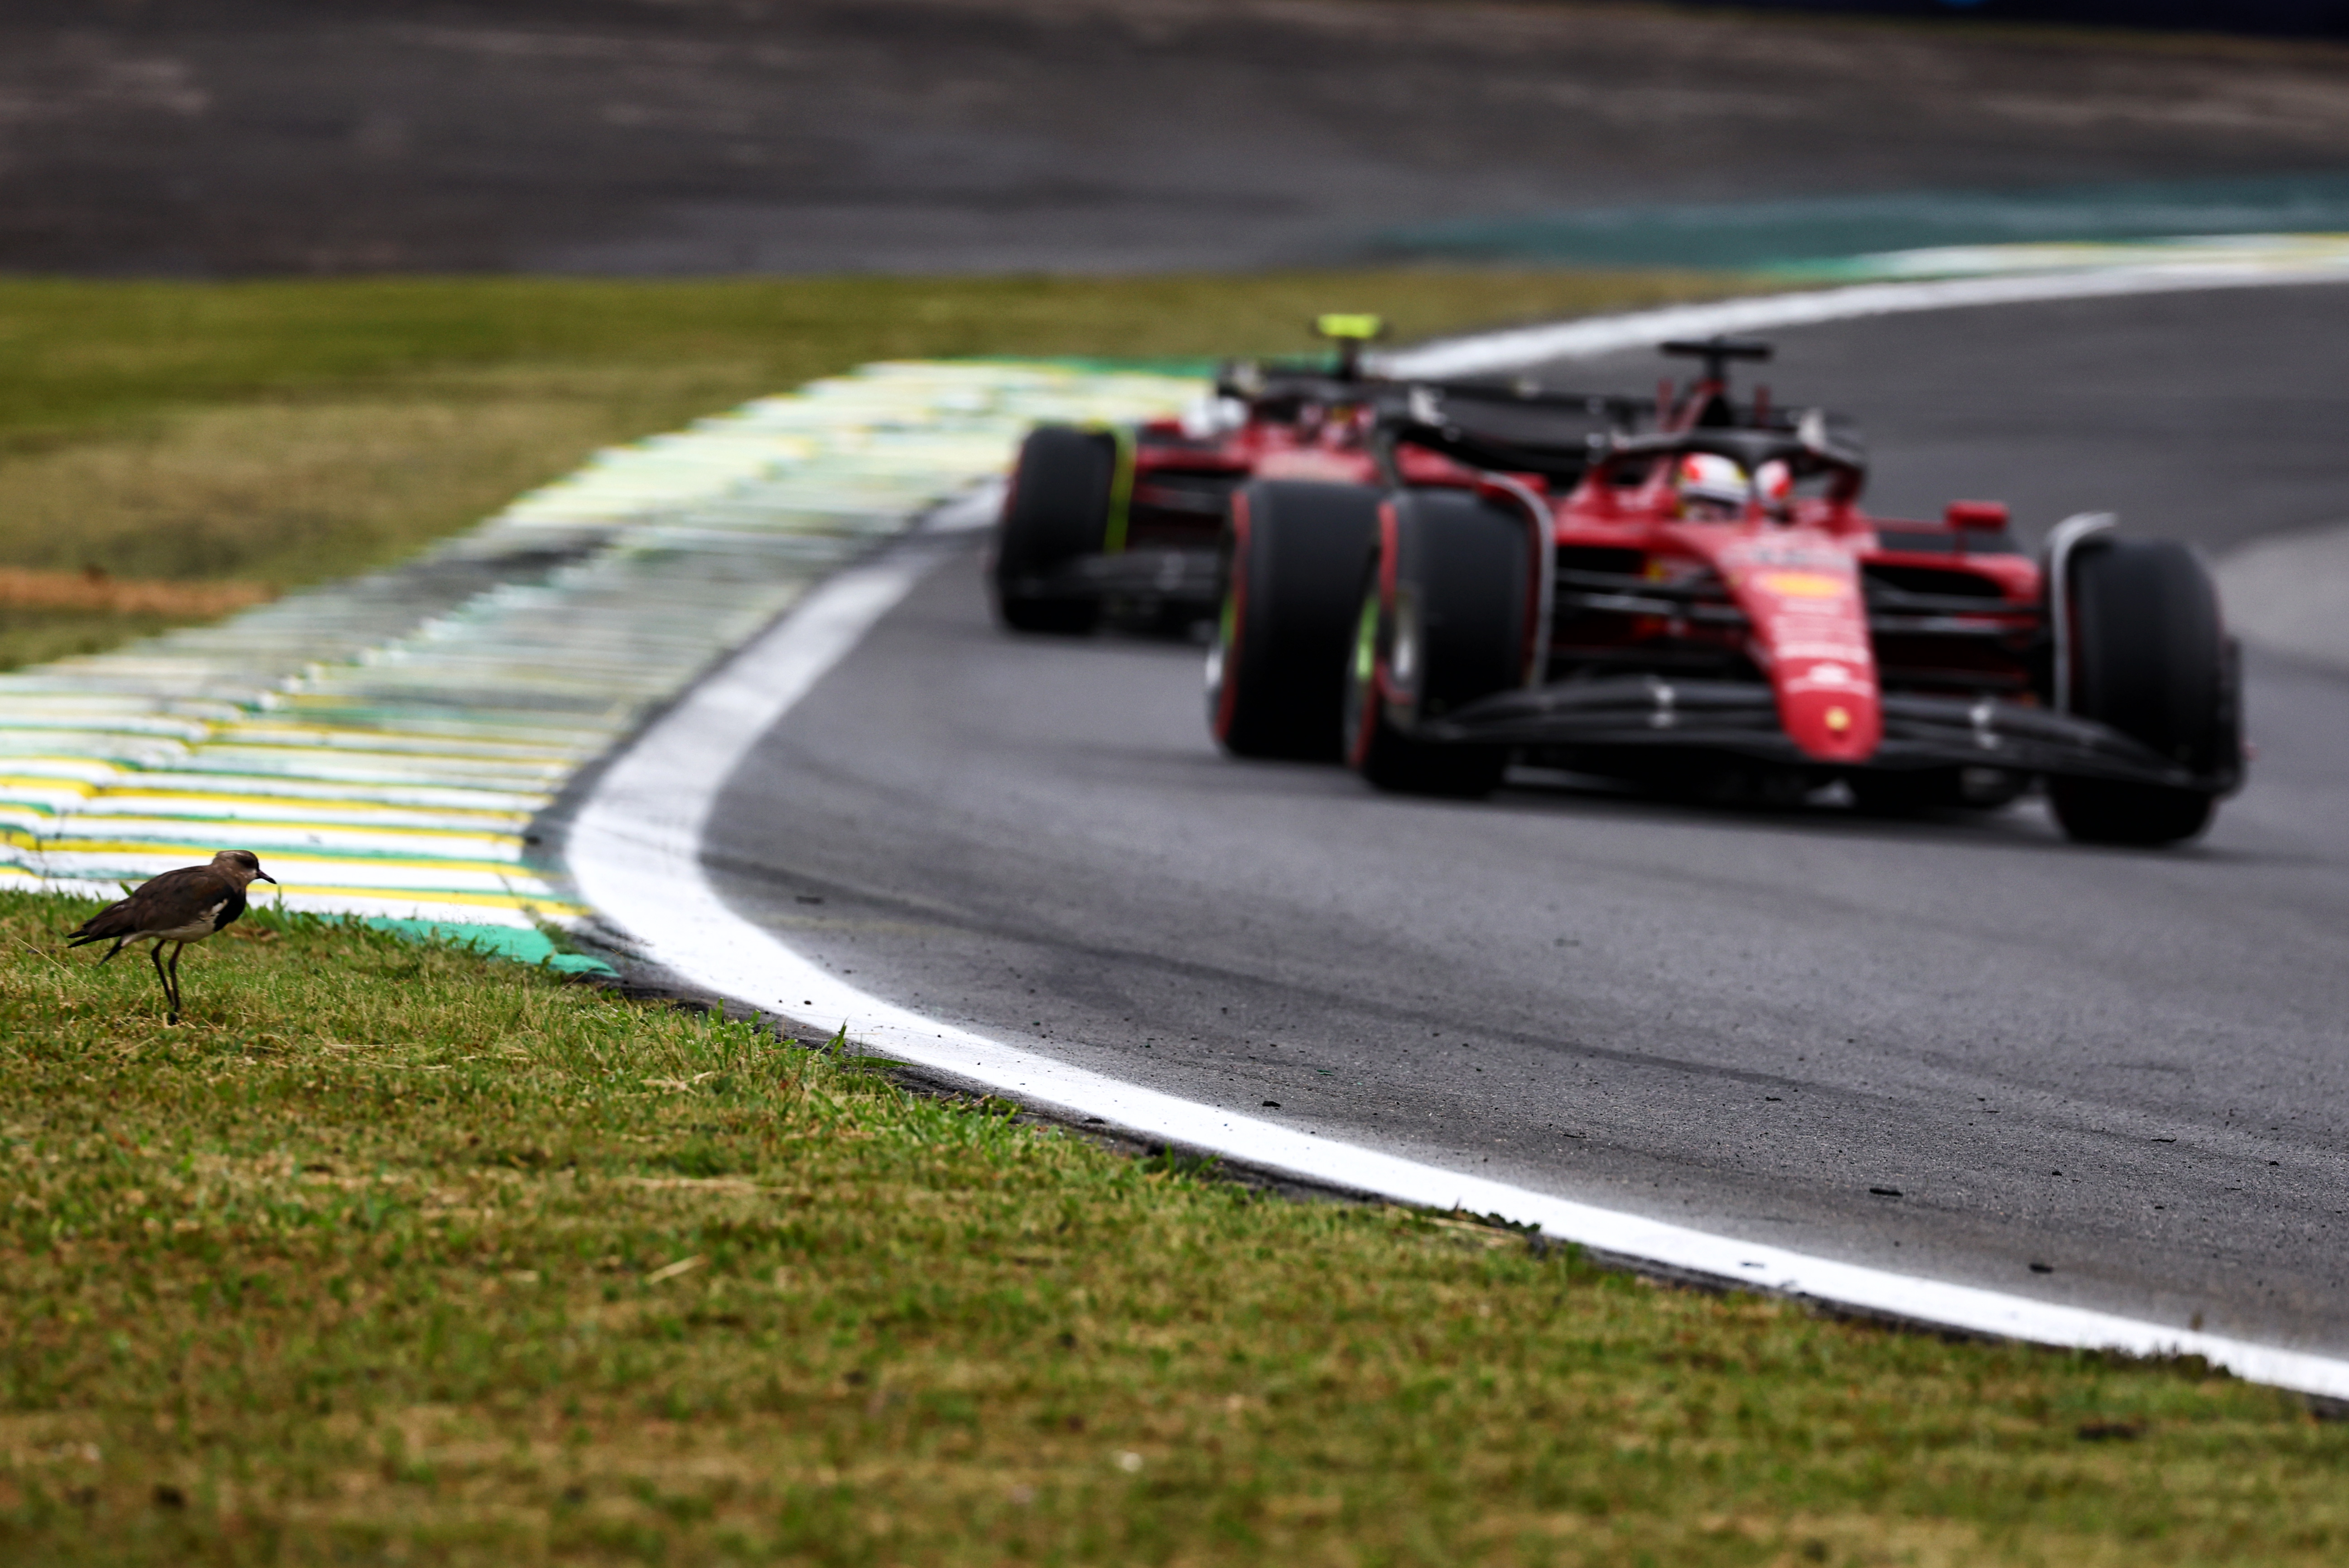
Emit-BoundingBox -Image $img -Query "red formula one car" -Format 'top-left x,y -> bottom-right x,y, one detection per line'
1210,338 -> 2243,846
990,315 -> 1490,633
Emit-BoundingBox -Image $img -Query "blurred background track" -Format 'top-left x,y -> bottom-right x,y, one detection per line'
9,0 -> 2349,275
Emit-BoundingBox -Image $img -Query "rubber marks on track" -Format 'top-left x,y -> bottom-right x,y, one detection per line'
0,362 -> 1201,954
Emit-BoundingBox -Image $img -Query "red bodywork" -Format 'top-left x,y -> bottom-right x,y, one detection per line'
1447,373 -> 2043,770
1127,402 -> 1474,553
1542,469 -> 2041,768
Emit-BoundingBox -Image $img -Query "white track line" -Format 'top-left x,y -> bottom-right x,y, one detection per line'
570,282 -> 2349,1402
1381,256 -> 2349,379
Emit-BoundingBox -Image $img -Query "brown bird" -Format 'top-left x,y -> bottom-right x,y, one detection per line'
67,850 -> 277,1023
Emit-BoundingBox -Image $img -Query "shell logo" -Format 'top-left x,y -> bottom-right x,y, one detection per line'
1757,571 -> 1847,599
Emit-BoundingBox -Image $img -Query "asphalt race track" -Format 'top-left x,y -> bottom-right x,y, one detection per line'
701,281 -> 2349,1358
14,0 -> 2349,274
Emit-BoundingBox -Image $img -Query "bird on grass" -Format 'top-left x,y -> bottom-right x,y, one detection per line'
67,850 -> 277,1023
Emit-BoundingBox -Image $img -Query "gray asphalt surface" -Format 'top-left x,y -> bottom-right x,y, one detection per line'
704,281 -> 2349,1356
1553,282 -> 2349,556
12,0 -> 2349,274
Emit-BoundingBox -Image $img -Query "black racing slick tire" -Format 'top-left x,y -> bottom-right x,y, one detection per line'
993,425 -> 1114,634
1343,488 -> 1533,799
1208,481 -> 1382,760
2046,536 -> 2236,847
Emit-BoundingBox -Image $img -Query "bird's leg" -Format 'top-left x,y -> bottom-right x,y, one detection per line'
165,942 -> 186,1022
147,941 -> 176,1022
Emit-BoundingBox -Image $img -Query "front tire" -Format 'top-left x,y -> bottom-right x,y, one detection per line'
1848,765 -> 2027,815
1208,481 -> 1383,760
2046,536 -> 2235,846
2046,777 -> 2213,845
994,425 -> 1113,634
1343,488 -> 1532,799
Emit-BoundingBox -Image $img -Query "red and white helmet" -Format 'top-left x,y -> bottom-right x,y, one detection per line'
1674,452 -> 1748,515
1753,458 -> 1794,510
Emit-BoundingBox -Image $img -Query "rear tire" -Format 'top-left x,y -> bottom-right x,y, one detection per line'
994,425 -> 1112,634
1208,482 -> 1383,759
1343,489 -> 1530,798
2046,537 -> 2233,846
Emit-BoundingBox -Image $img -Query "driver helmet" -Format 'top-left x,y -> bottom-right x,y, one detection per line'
1752,458 -> 1795,515
1674,452 -> 1749,519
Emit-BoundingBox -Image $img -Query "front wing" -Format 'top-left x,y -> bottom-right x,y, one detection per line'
1414,677 -> 2239,793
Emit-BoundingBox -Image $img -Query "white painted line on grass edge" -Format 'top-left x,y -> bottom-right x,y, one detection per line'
569,487 -> 2349,1403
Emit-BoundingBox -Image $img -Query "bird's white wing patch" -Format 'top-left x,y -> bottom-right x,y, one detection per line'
152,900 -> 233,945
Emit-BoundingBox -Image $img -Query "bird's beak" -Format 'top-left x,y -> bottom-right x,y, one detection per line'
258,872 -> 277,884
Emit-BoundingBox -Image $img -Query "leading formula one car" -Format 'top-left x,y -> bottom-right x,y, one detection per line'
1209,338 -> 2242,846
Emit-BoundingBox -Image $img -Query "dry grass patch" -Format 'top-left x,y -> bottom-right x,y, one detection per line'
1,891 -> 2344,1565
0,569 -> 270,618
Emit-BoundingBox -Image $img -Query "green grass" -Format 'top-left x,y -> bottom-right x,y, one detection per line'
3,891 -> 2343,1566
0,270 -> 1744,670
0,272 -> 1747,448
